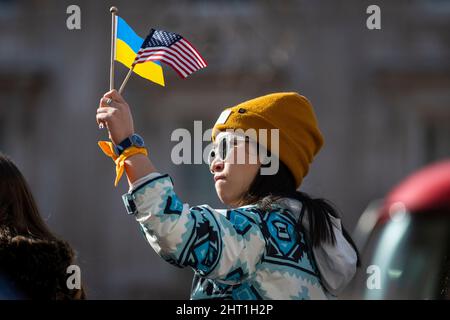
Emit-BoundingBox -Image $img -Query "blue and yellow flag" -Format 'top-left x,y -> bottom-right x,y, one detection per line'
115,16 -> 165,86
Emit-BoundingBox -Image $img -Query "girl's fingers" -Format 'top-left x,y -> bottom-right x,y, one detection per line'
97,91 -> 132,138
103,89 -> 125,103
96,107 -> 114,127
99,97 -> 119,109
97,106 -> 114,114
96,113 -> 109,123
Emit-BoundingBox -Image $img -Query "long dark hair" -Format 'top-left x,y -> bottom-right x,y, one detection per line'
0,154 -> 57,239
0,153 -> 86,299
238,157 -> 360,266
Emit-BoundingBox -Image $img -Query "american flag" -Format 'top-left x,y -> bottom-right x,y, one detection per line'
132,28 -> 207,78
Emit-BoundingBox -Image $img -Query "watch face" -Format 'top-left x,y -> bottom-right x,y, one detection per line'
131,134 -> 144,147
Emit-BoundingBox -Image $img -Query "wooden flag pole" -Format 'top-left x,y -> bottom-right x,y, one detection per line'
118,65 -> 135,95
100,6 -> 118,130
109,6 -> 118,90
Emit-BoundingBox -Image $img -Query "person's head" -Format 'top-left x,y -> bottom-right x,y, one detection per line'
210,92 -> 323,208
0,153 -> 85,299
209,93 -> 361,264
0,153 -> 55,239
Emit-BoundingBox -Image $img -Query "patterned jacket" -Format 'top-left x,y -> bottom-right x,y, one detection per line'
122,172 -> 356,300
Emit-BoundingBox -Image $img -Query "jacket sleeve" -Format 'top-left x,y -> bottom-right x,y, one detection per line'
122,173 -> 266,284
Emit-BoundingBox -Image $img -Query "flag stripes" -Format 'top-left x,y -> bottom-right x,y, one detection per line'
133,29 -> 207,78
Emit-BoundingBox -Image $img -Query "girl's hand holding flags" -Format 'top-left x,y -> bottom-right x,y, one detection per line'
98,8 -> 207,186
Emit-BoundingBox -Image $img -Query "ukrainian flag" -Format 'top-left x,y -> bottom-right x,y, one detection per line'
115,16 -> 165,86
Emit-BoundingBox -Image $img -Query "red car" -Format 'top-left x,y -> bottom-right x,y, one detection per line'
344,160 -> 450,299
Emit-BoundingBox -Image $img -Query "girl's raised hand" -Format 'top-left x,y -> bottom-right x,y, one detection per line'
96,90 -> 135,145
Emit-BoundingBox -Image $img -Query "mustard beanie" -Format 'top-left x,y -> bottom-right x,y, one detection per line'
212,92 -> 324,188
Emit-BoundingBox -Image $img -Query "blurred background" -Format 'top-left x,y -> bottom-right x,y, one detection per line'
0,0 -> 449,299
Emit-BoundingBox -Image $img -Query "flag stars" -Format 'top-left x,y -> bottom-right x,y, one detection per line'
134,28 -> 207,79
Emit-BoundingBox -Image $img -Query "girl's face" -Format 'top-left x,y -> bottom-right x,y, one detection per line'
209,132 -> 261,207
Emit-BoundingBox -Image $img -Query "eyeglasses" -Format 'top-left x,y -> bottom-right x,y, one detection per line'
208,134 -> 250,166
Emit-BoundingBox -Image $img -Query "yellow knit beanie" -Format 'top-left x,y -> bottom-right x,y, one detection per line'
212,92 -> 324,188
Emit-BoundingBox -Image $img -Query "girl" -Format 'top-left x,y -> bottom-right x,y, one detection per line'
96,90 -> 359,300
0,153 -> 85,299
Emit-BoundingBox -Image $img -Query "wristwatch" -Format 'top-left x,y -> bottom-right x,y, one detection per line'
114,133 -> 145,156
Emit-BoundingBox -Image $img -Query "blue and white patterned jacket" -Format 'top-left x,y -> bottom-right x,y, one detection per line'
122,173 -> 357,300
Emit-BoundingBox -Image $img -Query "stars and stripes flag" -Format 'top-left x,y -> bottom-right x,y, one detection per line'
132,28 -> 207,79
